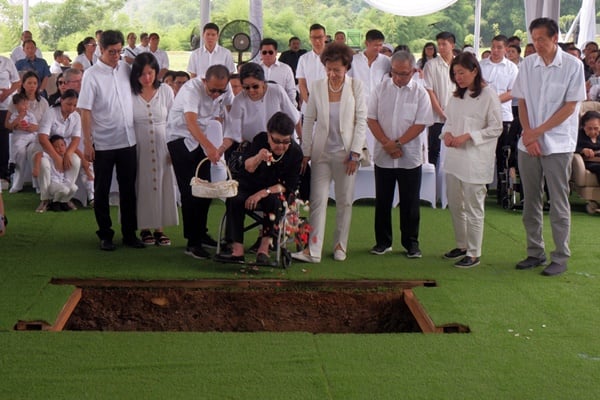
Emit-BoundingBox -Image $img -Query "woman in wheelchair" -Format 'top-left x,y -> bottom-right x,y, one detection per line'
214,112 -> 303,265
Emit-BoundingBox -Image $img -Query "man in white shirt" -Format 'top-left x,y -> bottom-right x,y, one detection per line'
367,51 -> 433,258
296,23 -> 327,111
148,32 -> 169,81
10,31 -> 43,63
79,30 -> 144,251
50,50 -> 70,74
512,18 -> 586,276
136,33 -> 150,54
348,29 -> 391,101
167,64 -> 231,260
479,34 -> 519,203
187,23 -> 236,79
259,38 -> 297,106
423,31 -> 456,167
0,56 -> 21,188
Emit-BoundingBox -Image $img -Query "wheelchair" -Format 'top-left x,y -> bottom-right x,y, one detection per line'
498,145 -> 523,210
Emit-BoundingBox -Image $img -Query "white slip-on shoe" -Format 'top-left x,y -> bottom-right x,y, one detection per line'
291,251 -> 320,263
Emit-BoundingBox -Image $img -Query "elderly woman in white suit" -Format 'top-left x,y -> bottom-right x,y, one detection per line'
292,43 -> 367,263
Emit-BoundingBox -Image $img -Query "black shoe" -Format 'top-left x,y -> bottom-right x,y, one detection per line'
214,252 -> 245,264
184,246 -> 210,260
100,239 -> 116,251
443,248 -> 467,259
454,256 -> 480,268
515,256 -> 547,270
59,202 -> 71,211
123,237 -> 145,249
406,249 -> 422,258
255,252 -> 275,266
48,202 -> 62,212
201,234 -> 218,249
541,262 -> 566,276
370,244 -> 392,255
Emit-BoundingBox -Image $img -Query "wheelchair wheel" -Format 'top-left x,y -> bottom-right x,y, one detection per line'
281,248 -> 292,269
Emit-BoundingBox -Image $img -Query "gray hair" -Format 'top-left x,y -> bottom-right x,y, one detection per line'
63,68 -> 82,81
391,50 -> 416,67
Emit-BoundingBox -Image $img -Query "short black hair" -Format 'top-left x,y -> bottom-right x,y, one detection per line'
492,35 -> 509,46
12,92 -> 28,105
49,134 -> 65,145
508,44 -> 521,54
53,50 -> 64,60
174,70 -> 190,80
205,64 -> 231,81
203,22 -> 220,33
529,17 -> 559,37
288,36 -> 300,45
149,32 -> 160,40
309,23 -> 326,34
130,52 -> 161,95
100,30 -> 124,49
365,29 -> 384,42
240,62 -> 265,82
267,112 -> 295,136
581,110 -> 600,127
436,31 -> 456,44
260,38 -> 278,50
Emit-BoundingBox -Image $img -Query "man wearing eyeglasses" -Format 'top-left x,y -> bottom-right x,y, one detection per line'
367,51 -> 433,259
259,38 -> 297,107
79,30 -> 144,251
167,64 -> 234,260
296,24 -> 328,111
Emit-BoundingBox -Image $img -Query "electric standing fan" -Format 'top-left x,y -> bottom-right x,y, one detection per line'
218,19 -> 262,65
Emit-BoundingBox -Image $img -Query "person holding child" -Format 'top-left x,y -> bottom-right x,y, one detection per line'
34,89 -> 85,212
33,135 -> 78,211
576,110 -> 600,182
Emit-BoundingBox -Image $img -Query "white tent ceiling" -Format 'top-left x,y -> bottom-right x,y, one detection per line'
364,0 -> 457,17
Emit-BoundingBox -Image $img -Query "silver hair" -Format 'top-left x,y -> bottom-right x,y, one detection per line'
391,50 -> 416,67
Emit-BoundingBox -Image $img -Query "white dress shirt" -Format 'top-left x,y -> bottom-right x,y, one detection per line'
187,45 -> 236,78
347,52 -> 391,101
151,49 -> 170,71
479,57 -> 519,122
423,56 -> 455,123
0,56 -> 20,110
368,78 -> 434,169
296,50 -> 326,92
38,106 -> 82,145
260,60 -> 297,106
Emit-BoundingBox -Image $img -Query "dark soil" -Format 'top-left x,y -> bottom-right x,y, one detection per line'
65,287 -> 422,333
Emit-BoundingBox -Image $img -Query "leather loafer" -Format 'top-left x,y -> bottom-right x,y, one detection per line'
214,253 -> 245,264
123,238 -> 145,249
515,256 -> 547,270
100,239 -> 116,251
541,262 -> 567,276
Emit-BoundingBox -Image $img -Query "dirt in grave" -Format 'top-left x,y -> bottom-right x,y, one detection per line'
65,287 -> 422,333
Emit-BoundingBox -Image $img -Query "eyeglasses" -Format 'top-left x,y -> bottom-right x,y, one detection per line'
173,80 -> 188,86
57,80 -> 66,85
66,79 -> 81,85
269,135 -> 292,145
86,43 -> 97,47
261,50 -> 274,55
207,87 -> 228,94
391,70 -> 413,77
242,84 -> 261,91
106,48 -> 122,56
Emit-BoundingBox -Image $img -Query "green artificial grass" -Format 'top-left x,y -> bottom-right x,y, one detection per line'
1,187 -> 600,399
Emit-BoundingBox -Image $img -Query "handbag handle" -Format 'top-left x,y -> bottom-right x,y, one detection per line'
194,158 -> 234,181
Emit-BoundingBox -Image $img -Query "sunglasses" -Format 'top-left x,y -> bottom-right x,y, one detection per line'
269,135 -> 292,145
207,87 -> 228,94
58,80 -> 66,85
242,84 -> 261,91
261,50 -> 275,55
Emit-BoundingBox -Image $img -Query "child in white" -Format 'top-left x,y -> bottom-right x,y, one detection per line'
7,93 -> 38,193
33,135 -> 77,206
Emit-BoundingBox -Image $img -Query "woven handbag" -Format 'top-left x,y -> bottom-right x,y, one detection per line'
190,158 -> 239,199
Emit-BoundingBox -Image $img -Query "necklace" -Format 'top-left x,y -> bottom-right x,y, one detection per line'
266,151 -> 285,166
328,80 -> 344,93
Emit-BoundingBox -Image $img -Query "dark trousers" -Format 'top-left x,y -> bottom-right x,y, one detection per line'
428,123 -> 443,167
0,110 -> 9,180
93,145 -> 138,241
226,189 -> 283,244
167,138 -> 211,248
495,121 -> 512,193
374,165 -> 422,252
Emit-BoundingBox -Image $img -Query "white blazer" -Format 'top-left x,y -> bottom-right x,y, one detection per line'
301,76 -> 367,162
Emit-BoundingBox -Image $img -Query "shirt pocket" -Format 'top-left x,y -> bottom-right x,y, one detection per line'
398,103 -> 418,122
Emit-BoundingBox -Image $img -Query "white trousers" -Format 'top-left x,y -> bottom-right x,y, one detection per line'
38,154 -> 80,201
308,150 -> 356,258
9,133 -> 37,192
446,173 -> 487,258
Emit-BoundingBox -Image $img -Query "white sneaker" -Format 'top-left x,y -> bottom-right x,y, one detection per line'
291,251 -> 320,263
333,249 -> 347,261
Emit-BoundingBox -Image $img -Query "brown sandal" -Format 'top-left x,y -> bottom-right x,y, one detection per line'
153,231 -> 171,246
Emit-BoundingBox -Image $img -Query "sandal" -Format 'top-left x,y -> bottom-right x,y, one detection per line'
154,231 -> 171,246
140,230 -> 154,245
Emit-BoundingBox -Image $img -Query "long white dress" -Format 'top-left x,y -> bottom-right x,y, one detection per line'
133,84 -> 179,229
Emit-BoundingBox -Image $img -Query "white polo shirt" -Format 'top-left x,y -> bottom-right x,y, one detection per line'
225,83 -> 300,143
73,53 -> 97,71
78,59 -> 136,151
38,106 -> 82,145
368,78 -> 434,169
187,45 -> 236,78
347,52 -> 391,101
296,50 -> 326,92
167,78 -> 226,151
423,56 -> 455,123
150,49 -> 169,71
0,56 -> 20,110
480,57 -> 519,122
512,48 -> 586,155
260,60 -> 297,106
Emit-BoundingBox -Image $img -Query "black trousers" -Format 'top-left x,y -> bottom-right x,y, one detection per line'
0,110 -> 9,180
226,188 -> 283,244
167,138 -> 211,248
93,145 -> 138,241
495,121 -> 512,189
428,123 -> 443,167
374,164 -> 422,252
